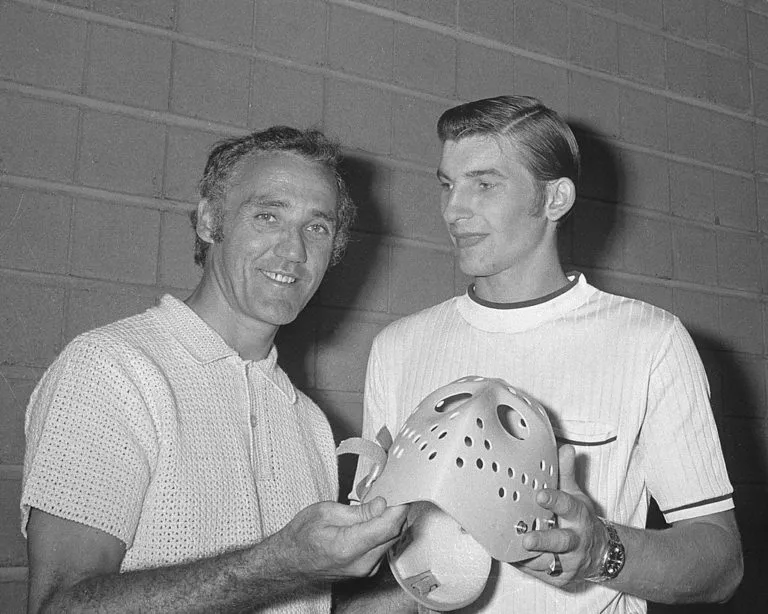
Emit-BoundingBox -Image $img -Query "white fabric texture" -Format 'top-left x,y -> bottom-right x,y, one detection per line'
22,294 -> 338,614
357,273 -> 733,614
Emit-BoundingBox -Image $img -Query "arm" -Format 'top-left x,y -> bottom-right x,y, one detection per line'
28,498 -> 408,614
333,563 -> 417,614
516,445 -> 743,604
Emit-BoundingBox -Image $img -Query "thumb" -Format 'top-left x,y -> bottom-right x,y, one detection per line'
557,444 -> 579,494
356,496 -> 387,522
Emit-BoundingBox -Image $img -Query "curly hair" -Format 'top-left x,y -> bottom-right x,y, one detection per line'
191,126 -> 355,267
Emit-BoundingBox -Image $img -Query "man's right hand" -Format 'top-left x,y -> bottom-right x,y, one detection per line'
264,497 -> 408,581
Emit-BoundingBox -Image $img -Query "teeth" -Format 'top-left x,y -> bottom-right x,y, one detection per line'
264,271 -> 296,284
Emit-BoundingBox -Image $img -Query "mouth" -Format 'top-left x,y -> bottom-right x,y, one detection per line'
262,270 -> 297,285
451,233 -> 487,249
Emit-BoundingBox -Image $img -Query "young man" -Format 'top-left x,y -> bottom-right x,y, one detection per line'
356,96 -> 743,612
22,126 -> 407,614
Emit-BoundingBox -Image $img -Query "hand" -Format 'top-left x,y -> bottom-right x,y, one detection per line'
513,444 -> 609,587
265,498 -> 408,582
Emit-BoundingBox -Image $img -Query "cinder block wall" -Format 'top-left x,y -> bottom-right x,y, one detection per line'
1,0 -> 765,611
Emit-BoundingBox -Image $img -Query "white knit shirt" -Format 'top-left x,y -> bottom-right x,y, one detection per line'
358,273 -> 733,614
22,295 -> 338,613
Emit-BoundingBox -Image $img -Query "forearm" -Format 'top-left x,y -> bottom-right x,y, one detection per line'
39,536 -> 321,614
333,565 -> 416,614
604,517 -> 743,604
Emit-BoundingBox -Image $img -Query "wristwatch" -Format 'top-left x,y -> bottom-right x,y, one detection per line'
585,517 -> 625,583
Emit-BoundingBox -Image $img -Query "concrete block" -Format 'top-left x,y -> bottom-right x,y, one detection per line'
719,355 -> 767,419
672,223 -> 718,284
622,214 -> 673,278
756,124 -> 768,174
569,9 -> 619,75
669,161 -> 714,223
578,0 -> 617,10
713,172 -> 757,231
65,287 -> 160,342
571,201 -> 625,270
158,211 -> 202,290
171,44 -> 250,126
719,420 -> 768,484
95,0 -> 177,29
514,0 -> 568,60
342,157 -> 391,235
0,576 -> 26,614
390,245 -> 454,315
391,95 -> 445,167
617,0 -> 663,26
707,0 -> 748,55
274,306 -> 316,390
619,88 -> 668,151
0,476 -> 25,566
329,6 -> 393,82
390,169 -> 448,243
356,0 -> 393,8
177,0 -> 254,46
618,25 -> 665,88
619,150 -> 669,212
764,239 -> 768,294
673,288 -> 720,346
569,72 -> 620,138
164,127 -> 223,203
665,41 -> 708,100
733,486 -> 768,556
717,231 -> 761,292
255,0 -> 327,65
707,113 -> 753,172
70,199 -> 160,285
758,181 -> 768,235
708,54 -> 751,112
317,237 -> 389,312
87,25 -> 172,110
663,0 -> 707,40
748,10 -> 768,65
394,23 -> 456,97
316,316 -> 383,392
0,280 -> 65,368
457,42 -> 515,102
78,111 -> 166,196
325,79 -> 392,155
719,295 -> 763,355
753,65 -> 768,121
459,0 -> 514,45
0,375 -> 35,465
250,61 -> 324,129
667,101 -> 713,164
0,2 -> 86,94
0,93 -> 79,182
396,0 -> 456,25
514,58 -> 568,117
576,134 -> 622,204
0,187 -> 71,275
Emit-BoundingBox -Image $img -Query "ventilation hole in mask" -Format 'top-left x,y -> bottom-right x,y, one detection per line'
533,478 -> 539,489
533,518 -> 540,530
484,439 -> 492,450
549,465 -> 555,477
413,434 -> 421,444
476,417 -> 484,429
419,441 -> 428,451
438,431 -> 448,439
476,458 -> 484,469
521,473 -> 528,485
464,436 -> 473,447
507,467 -> 515,479
428,451 -> 437,460
456,457 -> 464,468
430,424 -> 439,432
512,491 -> 519,501
498,487 -> 506,498
394,447 -> 404,459
491,461 -> 499,472
434,392 -> 472,413
497,404 -> 530,440
540,460 -> 546,471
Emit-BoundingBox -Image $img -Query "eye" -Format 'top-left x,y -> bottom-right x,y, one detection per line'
254,212 -> 277,222
478,181 -> 495,191
306,222 -> 331,235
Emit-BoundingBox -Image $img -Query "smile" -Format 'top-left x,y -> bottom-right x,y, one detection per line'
262,271 -> 297,284
452,233 -> 487,248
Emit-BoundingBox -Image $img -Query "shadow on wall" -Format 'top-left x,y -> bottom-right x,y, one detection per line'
276,154 -> 387,499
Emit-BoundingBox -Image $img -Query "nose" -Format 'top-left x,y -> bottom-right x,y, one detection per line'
441,185 -> 471,225
275,226 -> 307,263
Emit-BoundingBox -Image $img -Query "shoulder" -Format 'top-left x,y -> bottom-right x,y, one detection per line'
374,296 -> 462,349
584,285 -> 681,340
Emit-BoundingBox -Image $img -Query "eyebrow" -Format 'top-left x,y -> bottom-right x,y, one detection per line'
436,168 -> 505,181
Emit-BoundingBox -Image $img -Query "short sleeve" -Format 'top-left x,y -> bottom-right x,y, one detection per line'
21,338 -> 156,545
639,319 -> 734,523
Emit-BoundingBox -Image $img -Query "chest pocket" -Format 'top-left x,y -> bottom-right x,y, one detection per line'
552,420 -> 617,502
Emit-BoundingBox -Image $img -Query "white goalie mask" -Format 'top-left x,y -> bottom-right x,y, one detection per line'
339,376 -> 559,611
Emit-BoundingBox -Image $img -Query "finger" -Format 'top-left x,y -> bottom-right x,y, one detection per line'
536,488 -> 580,519
522,528 -> 577,553
556,444 -> 578,494
356,497 -> 387,522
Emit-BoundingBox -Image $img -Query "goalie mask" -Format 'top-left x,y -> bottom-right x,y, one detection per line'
339,376 -> 559,611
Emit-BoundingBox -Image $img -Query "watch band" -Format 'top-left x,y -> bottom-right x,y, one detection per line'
585,517 -> 626,583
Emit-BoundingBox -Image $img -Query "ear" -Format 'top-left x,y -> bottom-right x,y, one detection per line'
195,199 -> 218,244
544,178 -> 576,223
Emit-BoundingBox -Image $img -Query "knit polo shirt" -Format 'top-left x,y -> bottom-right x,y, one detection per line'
22,295 -> 337,612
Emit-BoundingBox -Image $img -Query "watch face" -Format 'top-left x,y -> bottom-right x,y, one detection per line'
586,519 -> 625,582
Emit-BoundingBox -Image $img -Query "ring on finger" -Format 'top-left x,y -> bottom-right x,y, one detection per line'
547,553 -> 563,577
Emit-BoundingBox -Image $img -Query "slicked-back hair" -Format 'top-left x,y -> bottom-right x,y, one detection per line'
191,126 -> 355,268
437,96 -> 580,187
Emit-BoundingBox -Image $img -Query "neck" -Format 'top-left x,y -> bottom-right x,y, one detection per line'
185,276 -> 277,362
473,253 -> 569,304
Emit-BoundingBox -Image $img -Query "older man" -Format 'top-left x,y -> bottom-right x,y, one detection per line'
22,126 -> 406,614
